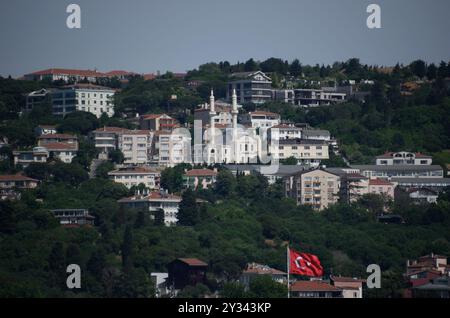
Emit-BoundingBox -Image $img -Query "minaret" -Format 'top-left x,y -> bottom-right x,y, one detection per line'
209,89 -> 216,163
231,89 -> 238,163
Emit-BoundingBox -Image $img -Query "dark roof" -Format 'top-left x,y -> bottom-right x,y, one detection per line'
351,165 -> 443,172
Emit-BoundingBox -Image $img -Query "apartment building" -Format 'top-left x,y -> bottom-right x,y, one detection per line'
302,129 -> 331,141
155,130 -> 192,167
118,130 -> 153,165
239,111 -> 281,129
330,276 -> 364,299
55,84 -> 115,117
194,102 -> 234,127
108,167 -> 160,189
43,142 -> 78,163
118,191 -> 182,226
13,147 -> 49,167
140,113 -> 178,131
270,139 -> 329,167
92,126 -> 126,153
368,178 -> 396,200
375,152 -> 433,165
293,89 -> 346,107
284,169 -> 340,210
227,71 -> 273,104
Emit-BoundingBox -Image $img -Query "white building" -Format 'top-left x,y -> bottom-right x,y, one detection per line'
239,111 -> 281,129
13,147 -> 49,167
34,125 -> 57,136
118,191 -> 182,226
119,130 -> 153,165
375,152 -> 433,166
156,130 -> 192,167
92,126 -> 125,153
268,124 -> 303,141
293,89 -> 346,107
43,142 -> 78,163
108,167 -> 160,189
27,84 -> 115,118
270,139 -> 329,167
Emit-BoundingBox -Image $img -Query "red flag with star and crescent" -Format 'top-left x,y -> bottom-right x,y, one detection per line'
289,248 -> 324,277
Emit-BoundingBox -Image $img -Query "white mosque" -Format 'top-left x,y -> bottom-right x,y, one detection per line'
204,89 -> 262,164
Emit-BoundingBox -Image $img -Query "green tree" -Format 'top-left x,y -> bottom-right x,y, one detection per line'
247,275 -> 287,298
215,170 -> 236,197
178,189 -> 199,226
122,226 -> 133,271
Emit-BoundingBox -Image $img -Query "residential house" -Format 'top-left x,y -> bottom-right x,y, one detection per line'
183,168 -> 218,190
350,165 -> 444,179
51,209 -> 95,226
167,258 -> 208,291
239,111 -> 281,129
407,188 -> 439,204
290,280 -> 343,298
0,174 -> 39,201
268,124 -> 303,141
108,167 -> 160,189
24,68 -> 107,83
37,133 -> 78,148
118,191 -> 182,226
42,142 -> 78,163
140,113 -> 178,131
293,88 -> 346,107
330,276 -> 364,298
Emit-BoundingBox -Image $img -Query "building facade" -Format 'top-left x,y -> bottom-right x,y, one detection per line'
108,167 -> 160,189
227,71 -> 273,105
376,152 -> 433,166
284,169 -> 340,210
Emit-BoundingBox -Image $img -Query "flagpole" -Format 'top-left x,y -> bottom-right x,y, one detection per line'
287,245 -> 290,299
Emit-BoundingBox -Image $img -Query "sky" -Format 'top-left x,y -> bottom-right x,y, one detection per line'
0,0 -> 450,77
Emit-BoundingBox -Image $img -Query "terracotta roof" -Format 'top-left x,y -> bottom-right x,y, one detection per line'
177,258 -> 208,267
185,169 -> 217,177
143,73 -> 156,80
290,281 -> 341,292
0,175 -> 39,182
376,152 -> 432,159
407,269 -> 442,277
109,167 -> 159,175
94,126 -> 129,133
369,178 -> 393,186
27,68 -> 105,77
38,133 -> 77,139
43,142 -> 78,151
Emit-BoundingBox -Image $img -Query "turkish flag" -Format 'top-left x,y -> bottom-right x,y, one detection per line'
289,248 -> 324,277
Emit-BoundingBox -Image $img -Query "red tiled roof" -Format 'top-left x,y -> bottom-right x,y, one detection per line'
28,68 -> 105,77
38,133 -> 77,139
177,258 -> 208,267
185,169 -> 217,177
43,142 -> 78,151
0,174 -> 39,182
290,281 -> 341,292
369,178 -> 393,186
109,167 -> 160,175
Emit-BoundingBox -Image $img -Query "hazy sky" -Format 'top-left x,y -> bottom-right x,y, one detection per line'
1,0 -> 450,77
